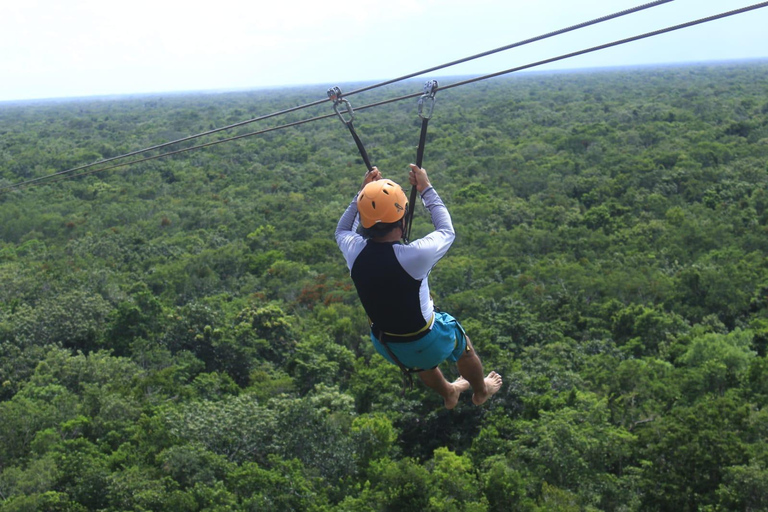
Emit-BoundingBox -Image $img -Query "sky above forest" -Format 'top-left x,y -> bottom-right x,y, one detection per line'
1,0 -> 767,102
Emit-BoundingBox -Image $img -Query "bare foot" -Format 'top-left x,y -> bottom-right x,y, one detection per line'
444,377 -> 471,410
472,371 -> 503,405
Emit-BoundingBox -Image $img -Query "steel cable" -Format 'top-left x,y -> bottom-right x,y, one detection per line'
3,0 -> 767,191
32,113 -> 339,187
439,1 -> 768,93
336,0 -> 675,97
0,0 -> 673,191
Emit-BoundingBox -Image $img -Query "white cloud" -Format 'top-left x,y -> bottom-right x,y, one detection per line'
1,0 -> 767,101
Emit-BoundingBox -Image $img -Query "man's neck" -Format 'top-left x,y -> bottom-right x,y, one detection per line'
372,228 -> 403,244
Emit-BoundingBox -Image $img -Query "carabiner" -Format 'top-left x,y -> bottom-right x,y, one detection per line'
417,80 -> 439,120
327,86 -> 354,124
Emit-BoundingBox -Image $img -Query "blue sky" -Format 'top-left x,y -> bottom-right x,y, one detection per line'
1,0 -> 767,102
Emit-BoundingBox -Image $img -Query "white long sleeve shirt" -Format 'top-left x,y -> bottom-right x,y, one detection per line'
335,186 -> 455,335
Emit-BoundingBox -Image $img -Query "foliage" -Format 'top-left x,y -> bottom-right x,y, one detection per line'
2,61 -> 768,509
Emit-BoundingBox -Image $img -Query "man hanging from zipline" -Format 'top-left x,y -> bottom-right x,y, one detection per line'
335,164 -> 502,409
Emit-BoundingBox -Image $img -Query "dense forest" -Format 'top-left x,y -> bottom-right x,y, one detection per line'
1,60 -> 768,511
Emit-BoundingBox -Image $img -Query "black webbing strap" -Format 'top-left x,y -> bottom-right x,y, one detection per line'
404,117 -> 429,243
347,123 -> 373,172
328,87 -> 373,172
403,80 -> 438,244
375,329 -> 421,396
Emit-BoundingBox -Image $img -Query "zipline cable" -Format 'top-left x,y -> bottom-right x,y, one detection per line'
2,1 -> 766,192
300,0 -> 768,116
437,1 -> 768,94
0,0 -> 673,191
320,0 -> 768,111
27,113 -> 340,188
342,0 -> 674,97
1,98 -> 334,191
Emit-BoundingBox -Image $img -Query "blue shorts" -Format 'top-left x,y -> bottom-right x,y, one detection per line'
371,312 -> 468,371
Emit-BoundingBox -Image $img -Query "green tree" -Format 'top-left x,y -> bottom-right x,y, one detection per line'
228,456 -> 329,511
677,328 -> 755,397
427,447 -> 488,512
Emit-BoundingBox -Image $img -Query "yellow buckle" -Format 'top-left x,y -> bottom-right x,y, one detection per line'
383,312 -> 435,338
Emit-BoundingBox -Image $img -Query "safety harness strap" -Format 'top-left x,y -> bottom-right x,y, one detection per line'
328,87 -> 374,172
380,312 -> 435,340
347,124 -> 373,172
403,80 -> 438,244
374,329 -> 422,396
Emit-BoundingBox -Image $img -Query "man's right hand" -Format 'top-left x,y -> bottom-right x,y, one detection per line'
408,164 -> 431,193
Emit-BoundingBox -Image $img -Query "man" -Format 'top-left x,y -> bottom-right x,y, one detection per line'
335,164 -> 502,409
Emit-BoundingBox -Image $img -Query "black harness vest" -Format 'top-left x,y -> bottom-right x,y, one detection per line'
350,241 -> 427,337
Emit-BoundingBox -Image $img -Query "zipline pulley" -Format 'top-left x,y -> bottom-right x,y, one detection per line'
417,79 -> 439,120
328,86 -> 355,124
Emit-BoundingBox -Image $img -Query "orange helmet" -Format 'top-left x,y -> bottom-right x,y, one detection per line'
357,179 -> 408,229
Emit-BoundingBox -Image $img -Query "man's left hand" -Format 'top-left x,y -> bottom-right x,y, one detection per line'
361,167 -> 382,190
